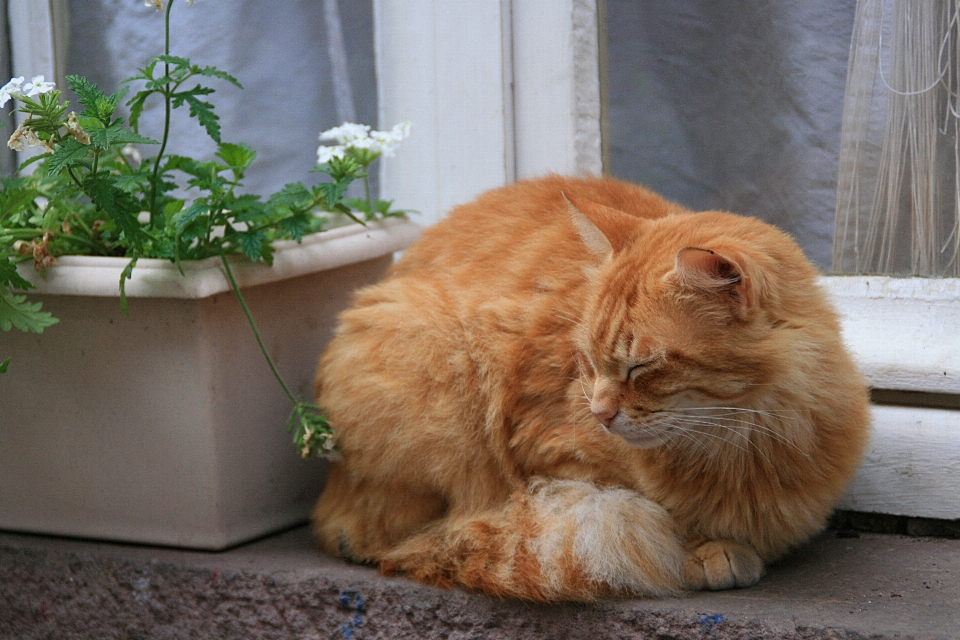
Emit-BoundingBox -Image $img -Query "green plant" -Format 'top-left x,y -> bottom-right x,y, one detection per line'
0,0 -> 409,459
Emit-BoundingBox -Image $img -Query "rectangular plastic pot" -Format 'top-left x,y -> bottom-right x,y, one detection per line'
0,219 -> 420,549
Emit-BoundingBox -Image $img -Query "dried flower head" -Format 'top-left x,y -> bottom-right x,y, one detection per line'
7,124 -> 24,152
21,126 -> 52,152
32,233 -> 56,271
66,112 -> 91,144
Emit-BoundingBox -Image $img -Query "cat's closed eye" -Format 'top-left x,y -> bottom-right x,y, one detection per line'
627,353 -> 666,380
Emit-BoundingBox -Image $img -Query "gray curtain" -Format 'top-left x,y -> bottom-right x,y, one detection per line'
605,0 -> 857,269
0,0 -> 16,176
66,0 -> 377,198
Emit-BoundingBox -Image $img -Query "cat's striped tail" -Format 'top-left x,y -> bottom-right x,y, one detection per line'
378,478 -> 686,601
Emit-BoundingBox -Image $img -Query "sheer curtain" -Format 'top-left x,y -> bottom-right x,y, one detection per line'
833,0 -> 960,276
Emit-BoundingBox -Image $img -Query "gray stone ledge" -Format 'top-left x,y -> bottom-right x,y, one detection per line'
2,525 -> 958,639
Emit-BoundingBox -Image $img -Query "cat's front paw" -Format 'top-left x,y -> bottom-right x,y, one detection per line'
683,540 -> 763,591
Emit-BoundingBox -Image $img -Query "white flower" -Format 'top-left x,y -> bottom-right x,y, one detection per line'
317,121 -> 411,163
369,121 -> 412,157
319,122 -> 371,145
145,0 -> 163,10
317,144 -> 347,164
23,76 -> 55,97
0,77 -> 25,107
391,120 -> 412,140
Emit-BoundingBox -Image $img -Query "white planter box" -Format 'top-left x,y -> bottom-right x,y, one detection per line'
0,219 -> 421,550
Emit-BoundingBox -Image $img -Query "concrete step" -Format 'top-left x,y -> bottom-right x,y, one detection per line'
2,524 -> 958,639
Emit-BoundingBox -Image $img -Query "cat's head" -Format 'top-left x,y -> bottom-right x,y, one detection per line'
565,192 -> 827,450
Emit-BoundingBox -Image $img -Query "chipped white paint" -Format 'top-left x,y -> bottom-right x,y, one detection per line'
837,405 -> 960,519
821,276 -> 960,518
821,276 -> 960,394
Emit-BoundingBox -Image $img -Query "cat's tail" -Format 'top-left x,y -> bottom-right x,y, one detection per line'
378,478 -> 685,601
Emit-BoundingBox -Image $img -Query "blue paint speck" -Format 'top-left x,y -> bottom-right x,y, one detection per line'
340,591 -> 365,638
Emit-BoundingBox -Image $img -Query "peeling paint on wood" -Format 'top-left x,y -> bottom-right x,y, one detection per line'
837,405 -> 960,520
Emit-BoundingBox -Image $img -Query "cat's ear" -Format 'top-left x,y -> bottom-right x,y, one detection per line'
563,192 -> 639,260
671,247 -> 758,318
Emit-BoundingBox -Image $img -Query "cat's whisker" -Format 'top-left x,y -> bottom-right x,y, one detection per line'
666,407 -> 805,442
665,414 -> 795,447
662,422 -> 752,458
660,413 -> 773,446
659,414 -> 807,459
673,406 -> 804,418
668,412 -> 795,440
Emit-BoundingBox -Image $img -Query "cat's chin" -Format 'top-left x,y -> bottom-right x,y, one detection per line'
607,421 -> 673,449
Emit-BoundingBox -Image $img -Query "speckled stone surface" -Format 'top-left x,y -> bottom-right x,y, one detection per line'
2,525 -> 958,639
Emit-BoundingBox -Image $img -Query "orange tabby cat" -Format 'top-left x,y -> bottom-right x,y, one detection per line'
312,175 -> 870,601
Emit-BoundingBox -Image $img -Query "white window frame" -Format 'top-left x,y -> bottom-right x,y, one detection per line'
375,0 -> 960,521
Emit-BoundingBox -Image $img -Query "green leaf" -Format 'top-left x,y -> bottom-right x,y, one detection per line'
172,86 -> 221,143
288,403 -> 338,459
0,289 -> 59,332
227,195 -> 268,223
82,175 -> 148,252
0,177 -> 42,222
67,75 -> 126,124
216,142 -> 256,179
156,54 -> 191,68
45,138 -> 91,175
126,91 -> 151,132
342,197 -> 373,216
236,229 -> 267,262
0,257 -> 34,292
276,210 -> 312,242
197,65 -> 242,89
268,182 -> 310,208
0,357 -> 9,374
86,122 -> 159,150
163,199 -> 185,217
317,179 -> 353,211
67,74 -> 104,112
173,202 -> 210,232
118,257 -> 137,315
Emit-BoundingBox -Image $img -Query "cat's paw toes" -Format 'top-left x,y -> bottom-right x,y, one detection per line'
683,540 -> 763,591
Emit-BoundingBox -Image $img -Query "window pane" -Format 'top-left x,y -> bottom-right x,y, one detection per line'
604,1 -> 856,269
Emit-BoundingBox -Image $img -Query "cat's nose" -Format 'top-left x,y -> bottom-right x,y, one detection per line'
591,405 -> 618,427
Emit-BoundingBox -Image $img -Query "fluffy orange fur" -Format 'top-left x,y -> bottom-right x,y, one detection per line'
312,175 -> 870,601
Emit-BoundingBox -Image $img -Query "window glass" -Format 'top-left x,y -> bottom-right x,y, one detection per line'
604,1 -> 856,269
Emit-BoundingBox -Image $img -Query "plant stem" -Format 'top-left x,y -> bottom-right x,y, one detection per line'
66,166 -> 84,190
149,0 -> 175,223
363,173 -> 372,213
219,252 -> 299,406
